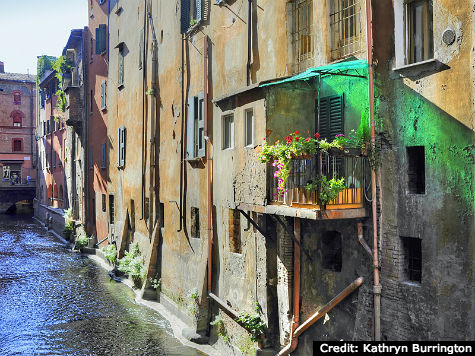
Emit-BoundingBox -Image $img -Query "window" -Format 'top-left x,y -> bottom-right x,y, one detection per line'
12,139 -> 22,152
102,194 -> 106,212
59,148 -> 62,166
290,0 -> 313,72
186,93 -> 205,159
400,236 -> 422,283
317,95 -> 344,140
101,143 -> 106,168
229,209 -> 242,253
109,194 -> 115,225
40,90 -> 45,108
13,115 -> 22,127
139,27 -> 144,69
92,198 -> 96,223
13,92 -> 21,105
244,109 -> 254,147
46,120 -> 50,134
407,146 -> 425,194
96,24 -> 107,55
405,0 -> 433,64
180,0 -> 204,33
191,207 -> 200,238
159,202 -> 164,228
99,0 -> 106,5
330,0 -> 361,60
101,80 -> 107,109
222,114 -> 234,150
118,44 -> 124,87
59,185 -> 63,200
90,38 -> 94,61
321,231 -> 342,272
118,126 -> 126,168
53,150 -> 56,168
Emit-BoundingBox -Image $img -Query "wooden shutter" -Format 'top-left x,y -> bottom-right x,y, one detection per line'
187,96 -> 197,158
96,24 -> 107,54
318,94 -> 344,141
196,0 -> 203,23
101,143 -> 106,168
118,47 -> 124,86
119,127 -> 126,167
181,0 -> 191,33
101,80 -> 106,109
197,92 -> 205,157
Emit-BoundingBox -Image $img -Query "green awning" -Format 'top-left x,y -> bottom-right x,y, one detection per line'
260,59 -> 369,87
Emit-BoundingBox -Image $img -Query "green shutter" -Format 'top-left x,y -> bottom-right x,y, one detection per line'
96,24 -> 107,54
181,0 -> 191,33
197,92 -> 205,157
101,80 -> 106,109
187,96 -> 197,158
318,94 -> 344,141
196,0 -> 203,23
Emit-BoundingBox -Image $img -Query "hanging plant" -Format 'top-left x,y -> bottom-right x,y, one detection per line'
305,175 -> 346,208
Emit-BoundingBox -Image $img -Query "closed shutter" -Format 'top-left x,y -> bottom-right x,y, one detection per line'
101,143 -> 106,168
96,24 -> 107,54
181,0 -> 191,33
187,96 -> 197,158
101,80 -> 106,109
118,126 -> 126,168
118,48 -> 124,86
197,92 -> 205,157
196,0 -> 203,23
318,94 -> 344,141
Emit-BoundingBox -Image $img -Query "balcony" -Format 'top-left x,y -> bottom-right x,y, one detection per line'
268,150 -> 369,214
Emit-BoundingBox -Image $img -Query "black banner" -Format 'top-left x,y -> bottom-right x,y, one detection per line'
313,341 -> 475,356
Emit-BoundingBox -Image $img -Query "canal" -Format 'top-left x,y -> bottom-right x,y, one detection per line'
0,210 -> 205,356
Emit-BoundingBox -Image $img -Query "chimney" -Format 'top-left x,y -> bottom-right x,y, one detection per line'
0,61 -> 4,73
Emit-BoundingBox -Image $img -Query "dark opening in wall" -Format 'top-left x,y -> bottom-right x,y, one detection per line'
191,207 -> 200,238
400,236 -> 422,283
109,194 -> 115,225
229,209 -> 242,254
321,230 -> 342,272
407,146 -> 425,194
159,202 -> 164,228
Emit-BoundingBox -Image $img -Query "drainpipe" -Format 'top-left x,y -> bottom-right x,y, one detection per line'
178,32 -> 185,232
246,0 -> 252,86
365,0 -> 381,341
204,35 -> 213,292
357,221 -> 372,258
291,217 -> 301,352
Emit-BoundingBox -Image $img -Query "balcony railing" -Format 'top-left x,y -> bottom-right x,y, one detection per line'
268,150 -> 369,210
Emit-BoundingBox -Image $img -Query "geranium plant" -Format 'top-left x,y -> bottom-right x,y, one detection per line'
305,175 -> 346,207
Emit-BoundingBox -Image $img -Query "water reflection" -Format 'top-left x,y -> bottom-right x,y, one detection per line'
0,211 -> 204,356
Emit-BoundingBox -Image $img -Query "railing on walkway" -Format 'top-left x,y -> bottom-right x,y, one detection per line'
268,150 -> 369,209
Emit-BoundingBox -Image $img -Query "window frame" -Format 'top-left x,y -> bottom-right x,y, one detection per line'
222,113 -> 234,150
243,108 -> 254,148
12,138 -> 23,152
118,44 -> 125,88
329,0 -> 362,61
289,0 -> 314,73
404,0 -> 433,65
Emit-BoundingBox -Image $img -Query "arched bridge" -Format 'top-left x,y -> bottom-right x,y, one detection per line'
0,185 -> 36,212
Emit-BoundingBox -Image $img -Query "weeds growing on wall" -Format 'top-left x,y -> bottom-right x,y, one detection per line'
117,243 -> 146,289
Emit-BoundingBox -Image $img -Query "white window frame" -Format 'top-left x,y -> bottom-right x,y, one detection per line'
243,108 -> 254,148
394,0 -> 435,69
222,113 -> 234,150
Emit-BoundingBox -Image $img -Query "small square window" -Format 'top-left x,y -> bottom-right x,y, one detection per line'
400,236 -> 422,283
222,114 -> 234,150
244,109 -> 254,147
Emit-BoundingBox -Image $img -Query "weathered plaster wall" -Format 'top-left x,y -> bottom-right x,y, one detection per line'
375,0 -> 475,341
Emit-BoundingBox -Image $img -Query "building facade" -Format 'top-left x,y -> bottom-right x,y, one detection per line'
0,62 -> 36,212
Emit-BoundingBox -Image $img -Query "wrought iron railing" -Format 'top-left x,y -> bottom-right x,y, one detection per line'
268,150 -> 369,209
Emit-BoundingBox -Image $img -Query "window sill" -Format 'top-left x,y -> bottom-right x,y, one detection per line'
185,157 -> 203,163
101,106 -> 107,112
118,84 -> 124,90
400,280 -> 421,288
393,58 -> 437,72
186,21 -> 202,36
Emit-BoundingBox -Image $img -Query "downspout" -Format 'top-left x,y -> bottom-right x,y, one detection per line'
83,29 -> 89,226
291,217 -> 301,353
357,221 -> 372,258
141,0 -> 147,220
246,0 -> 252,86
204,35 -> 213,292
178,32 -> 185,232
148,7 -> 158,234
365,0 -> 381,341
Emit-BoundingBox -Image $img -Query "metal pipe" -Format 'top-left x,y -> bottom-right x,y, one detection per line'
357,221 -> 372,258
178,32 -> 185,232
149,6 -> 158,235
365,0 -> 381,341
204,35 -> 213,292
208,292 -> 240,319
247,0 -> 252,86
278,277 -> 364,356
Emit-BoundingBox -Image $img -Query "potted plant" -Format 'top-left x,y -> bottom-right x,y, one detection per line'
305,175 -> 346,209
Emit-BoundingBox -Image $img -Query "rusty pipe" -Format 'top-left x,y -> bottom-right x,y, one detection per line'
365,0 -> 381,341
357,222 -> 372,258
278,277 -> 364,356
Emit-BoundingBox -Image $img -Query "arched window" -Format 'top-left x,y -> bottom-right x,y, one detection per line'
10,110 -> 24,128
13,91 -> 21,105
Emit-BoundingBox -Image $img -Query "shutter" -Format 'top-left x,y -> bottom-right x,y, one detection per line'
95,27 -> 101,54
187,96 -> 197,158
96,24 -> 107,54
117,127 -> 121,166
197,92 -> 205,157
181,0 -> 191,33
101,80 -> 106,108
139,27 -> 144,69
101,143 -> 106,167
318,94 -> 344,141
118,48 -> 124,86
196,0 -> 203,23
120,127 -> 126,167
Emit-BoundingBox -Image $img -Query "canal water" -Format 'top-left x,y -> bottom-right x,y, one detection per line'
0,210 -> 205,356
